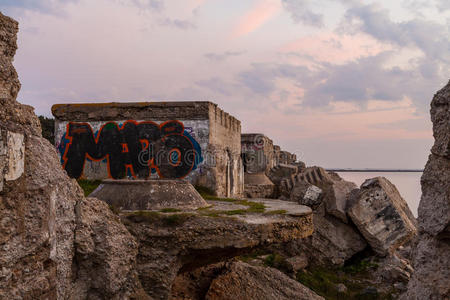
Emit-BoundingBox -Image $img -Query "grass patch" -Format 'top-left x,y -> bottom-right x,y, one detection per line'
77,179 -> 102,196
296,259 -> 391,300
194,185 -> 266,216
126,210 -> 193,226
263,253 -> 289,271
264,209 -> 287,215
159,208 -> 182,213
342,258 -> 379,275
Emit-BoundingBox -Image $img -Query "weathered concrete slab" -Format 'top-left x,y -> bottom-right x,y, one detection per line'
90,179 -> 209,210
245,198 -> 312,217
122,202 -> 314,299
348,177 -> 417,256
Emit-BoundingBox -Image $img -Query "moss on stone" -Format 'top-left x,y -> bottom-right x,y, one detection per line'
159,208 -> 182,213
125,210 -> 193,226
77,179 -> 102,196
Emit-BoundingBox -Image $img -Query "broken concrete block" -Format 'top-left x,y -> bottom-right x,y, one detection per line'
290,181 -> 323,209
293,167 -> 357,223
268,164 -> 298,186
348,177 -> 418,256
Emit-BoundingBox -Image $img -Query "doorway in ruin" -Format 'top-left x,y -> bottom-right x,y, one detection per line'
226,149 -> 233,197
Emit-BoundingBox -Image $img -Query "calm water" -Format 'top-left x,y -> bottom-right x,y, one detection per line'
337,172 -> 422,217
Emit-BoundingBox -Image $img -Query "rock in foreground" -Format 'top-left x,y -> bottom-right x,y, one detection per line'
205,261 -> 323,300
403,80 -> 450,299
122,199 -> 313,299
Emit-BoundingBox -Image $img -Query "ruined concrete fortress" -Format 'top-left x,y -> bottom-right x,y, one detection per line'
52,102 -> 297,198
1,11 -> 449,300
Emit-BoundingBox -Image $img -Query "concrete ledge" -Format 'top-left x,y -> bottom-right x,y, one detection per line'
90,179 -> 209,210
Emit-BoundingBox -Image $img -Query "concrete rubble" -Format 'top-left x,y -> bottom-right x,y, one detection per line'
348,177 -> 418,256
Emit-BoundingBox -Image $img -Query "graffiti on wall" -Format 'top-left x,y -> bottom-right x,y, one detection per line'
58,120 -> 203,179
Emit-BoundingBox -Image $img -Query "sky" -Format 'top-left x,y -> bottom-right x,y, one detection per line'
1,0 -> 449,169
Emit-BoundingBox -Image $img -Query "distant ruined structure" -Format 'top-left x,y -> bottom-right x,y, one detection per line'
52,102 -> 244,198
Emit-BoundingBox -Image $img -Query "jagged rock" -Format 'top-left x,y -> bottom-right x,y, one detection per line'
0,12 -> 78,299
122,200 -> 313,299
285,254 -> 309,273
375,254 -> 413,285
290,181 -> 323,209
204,261 -> 324,300
348,177 -> 417,256
72,197 -> 149,299
0,13 -> 147,299
403,80 -> 450,300
274,212 -> 367,266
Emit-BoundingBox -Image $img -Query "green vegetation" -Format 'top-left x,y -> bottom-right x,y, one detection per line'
38,116 -> 55,144
295,257 -> 393,300
238,249 -> 392,300
264,209 -> 287,215
126,210 -> 193,226
263,253 -> 289,272
342,258 -> 379,275
77,179 -> 102,196
159,208 -> 182,213
194,185 -> 267,216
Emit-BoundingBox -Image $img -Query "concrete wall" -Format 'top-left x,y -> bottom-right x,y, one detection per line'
241,134 -> 275,175
52,102 -> 243,198
208,104 -> 244,197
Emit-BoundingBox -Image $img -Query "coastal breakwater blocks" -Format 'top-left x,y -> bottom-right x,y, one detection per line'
282,166 -> 356,223
52,102 -> 244,198
348,177 -> 417,256
90,179 -> 208,210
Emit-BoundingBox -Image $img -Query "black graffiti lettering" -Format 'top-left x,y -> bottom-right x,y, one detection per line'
62,120 -> 196,179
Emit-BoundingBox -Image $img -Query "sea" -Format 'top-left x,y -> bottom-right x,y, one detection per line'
336,172 -> 422,217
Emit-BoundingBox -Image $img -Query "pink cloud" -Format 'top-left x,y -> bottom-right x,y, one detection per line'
282,32 -> 392,64
231,0 -> 281,38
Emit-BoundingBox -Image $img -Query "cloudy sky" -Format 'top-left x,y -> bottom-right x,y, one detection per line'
1,0 -> 448,168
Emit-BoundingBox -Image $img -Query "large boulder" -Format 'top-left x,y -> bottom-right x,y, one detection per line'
272,212 -> 368,266
348,177 -> 417,256
403,80 -> 450,299
0,12 -> 78,298
0,12 -> 146,299
205,261 -> 323,300
72,197 -> 148,299
300,213 -> 367,266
